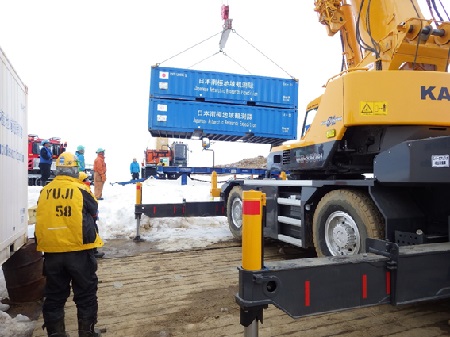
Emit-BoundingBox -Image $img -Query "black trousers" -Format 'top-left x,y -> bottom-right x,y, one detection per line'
132,172 -> 139,180
42,250 -> 98,324
39,163 -> 52,186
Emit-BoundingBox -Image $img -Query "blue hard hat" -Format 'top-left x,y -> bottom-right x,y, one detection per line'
77,145 -> 85,151
41,139 -> 50,145
96,148 -> 105,153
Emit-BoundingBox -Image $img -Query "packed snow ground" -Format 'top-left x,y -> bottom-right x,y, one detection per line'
1,175 -> 233,336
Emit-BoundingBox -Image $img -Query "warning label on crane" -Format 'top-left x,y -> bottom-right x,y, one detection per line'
360,101 -> 388,115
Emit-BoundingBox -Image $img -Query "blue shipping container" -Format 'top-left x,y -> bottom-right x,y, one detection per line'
150,66 -> 298,109
148,98 -> 297,146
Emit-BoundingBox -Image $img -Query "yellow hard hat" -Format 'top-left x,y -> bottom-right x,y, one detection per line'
56,152 -> 79,167
79,171 -> 88,181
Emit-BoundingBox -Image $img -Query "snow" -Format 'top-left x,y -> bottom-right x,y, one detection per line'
27,175 -> 232,248
0,311 -> 33,337
1,175 -> 233,336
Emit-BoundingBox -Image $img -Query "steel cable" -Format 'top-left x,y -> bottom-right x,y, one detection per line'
232,30 -> 297,80
157,31 -> 222,66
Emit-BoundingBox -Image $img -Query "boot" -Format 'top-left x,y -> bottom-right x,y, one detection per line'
44,318 -> 70,337
78,319 -> 102,337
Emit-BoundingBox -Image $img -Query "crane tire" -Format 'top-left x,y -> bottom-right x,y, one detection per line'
227,186 -> 243,240
313,189 -> 384,257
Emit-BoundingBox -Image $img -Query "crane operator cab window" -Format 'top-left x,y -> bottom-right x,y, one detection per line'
301,107 -> 317,138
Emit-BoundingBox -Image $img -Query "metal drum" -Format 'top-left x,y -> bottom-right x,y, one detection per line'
2,240 -> 45,303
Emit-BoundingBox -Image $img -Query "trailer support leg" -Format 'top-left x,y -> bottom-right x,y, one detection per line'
133,182 -> 144,242
181,173 -> 188,185
210,171 -> 221,197
133,214 -> 144,242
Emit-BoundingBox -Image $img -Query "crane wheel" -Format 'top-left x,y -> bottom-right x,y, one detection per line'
227,186 -> 243,240
313,189 -> 384,257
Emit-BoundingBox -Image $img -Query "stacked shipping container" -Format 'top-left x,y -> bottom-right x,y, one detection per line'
148,66 -> 298,145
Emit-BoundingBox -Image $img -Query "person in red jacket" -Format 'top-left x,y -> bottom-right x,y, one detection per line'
93,148 -> 106,200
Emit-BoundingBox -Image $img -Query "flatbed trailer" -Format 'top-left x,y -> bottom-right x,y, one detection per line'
154,166 -> 271,179
114,166 -> 280,186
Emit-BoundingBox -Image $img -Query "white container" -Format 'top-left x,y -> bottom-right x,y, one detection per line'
0,46 -> 28,264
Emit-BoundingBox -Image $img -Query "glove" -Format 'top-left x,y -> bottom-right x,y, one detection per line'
101,174 -> 106,182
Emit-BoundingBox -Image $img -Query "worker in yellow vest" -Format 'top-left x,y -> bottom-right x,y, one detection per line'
36,152 -> 103,337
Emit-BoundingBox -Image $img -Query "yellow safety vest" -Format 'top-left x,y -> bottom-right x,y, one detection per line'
36,175 -> 104,253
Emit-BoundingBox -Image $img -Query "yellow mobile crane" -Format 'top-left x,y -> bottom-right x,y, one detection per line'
224,0 -> 450,256
231,0 -> 450,331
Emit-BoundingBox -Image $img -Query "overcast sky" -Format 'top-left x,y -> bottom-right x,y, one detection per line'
0,0 -> 436,182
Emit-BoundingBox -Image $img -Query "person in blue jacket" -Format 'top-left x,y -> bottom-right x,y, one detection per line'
75,145 -> 86,172
39,139 -> 53,186
130,158 -> 140,180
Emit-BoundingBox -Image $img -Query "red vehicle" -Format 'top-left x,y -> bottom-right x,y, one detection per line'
28,134 -> 67,186
142,142 -> 189,179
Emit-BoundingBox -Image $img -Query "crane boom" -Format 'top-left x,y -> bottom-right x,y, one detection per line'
314,0 -> 450,71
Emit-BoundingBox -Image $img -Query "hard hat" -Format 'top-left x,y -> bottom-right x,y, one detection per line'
41,139 -> 50,145
56,152 -> 79,168
79,171 -> 88,181
96,148 -> 105,153
77,145 -> 85,152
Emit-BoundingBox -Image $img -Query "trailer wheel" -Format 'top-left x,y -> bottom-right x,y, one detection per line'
313,189 -> 383,257
227,186 -> 243,240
